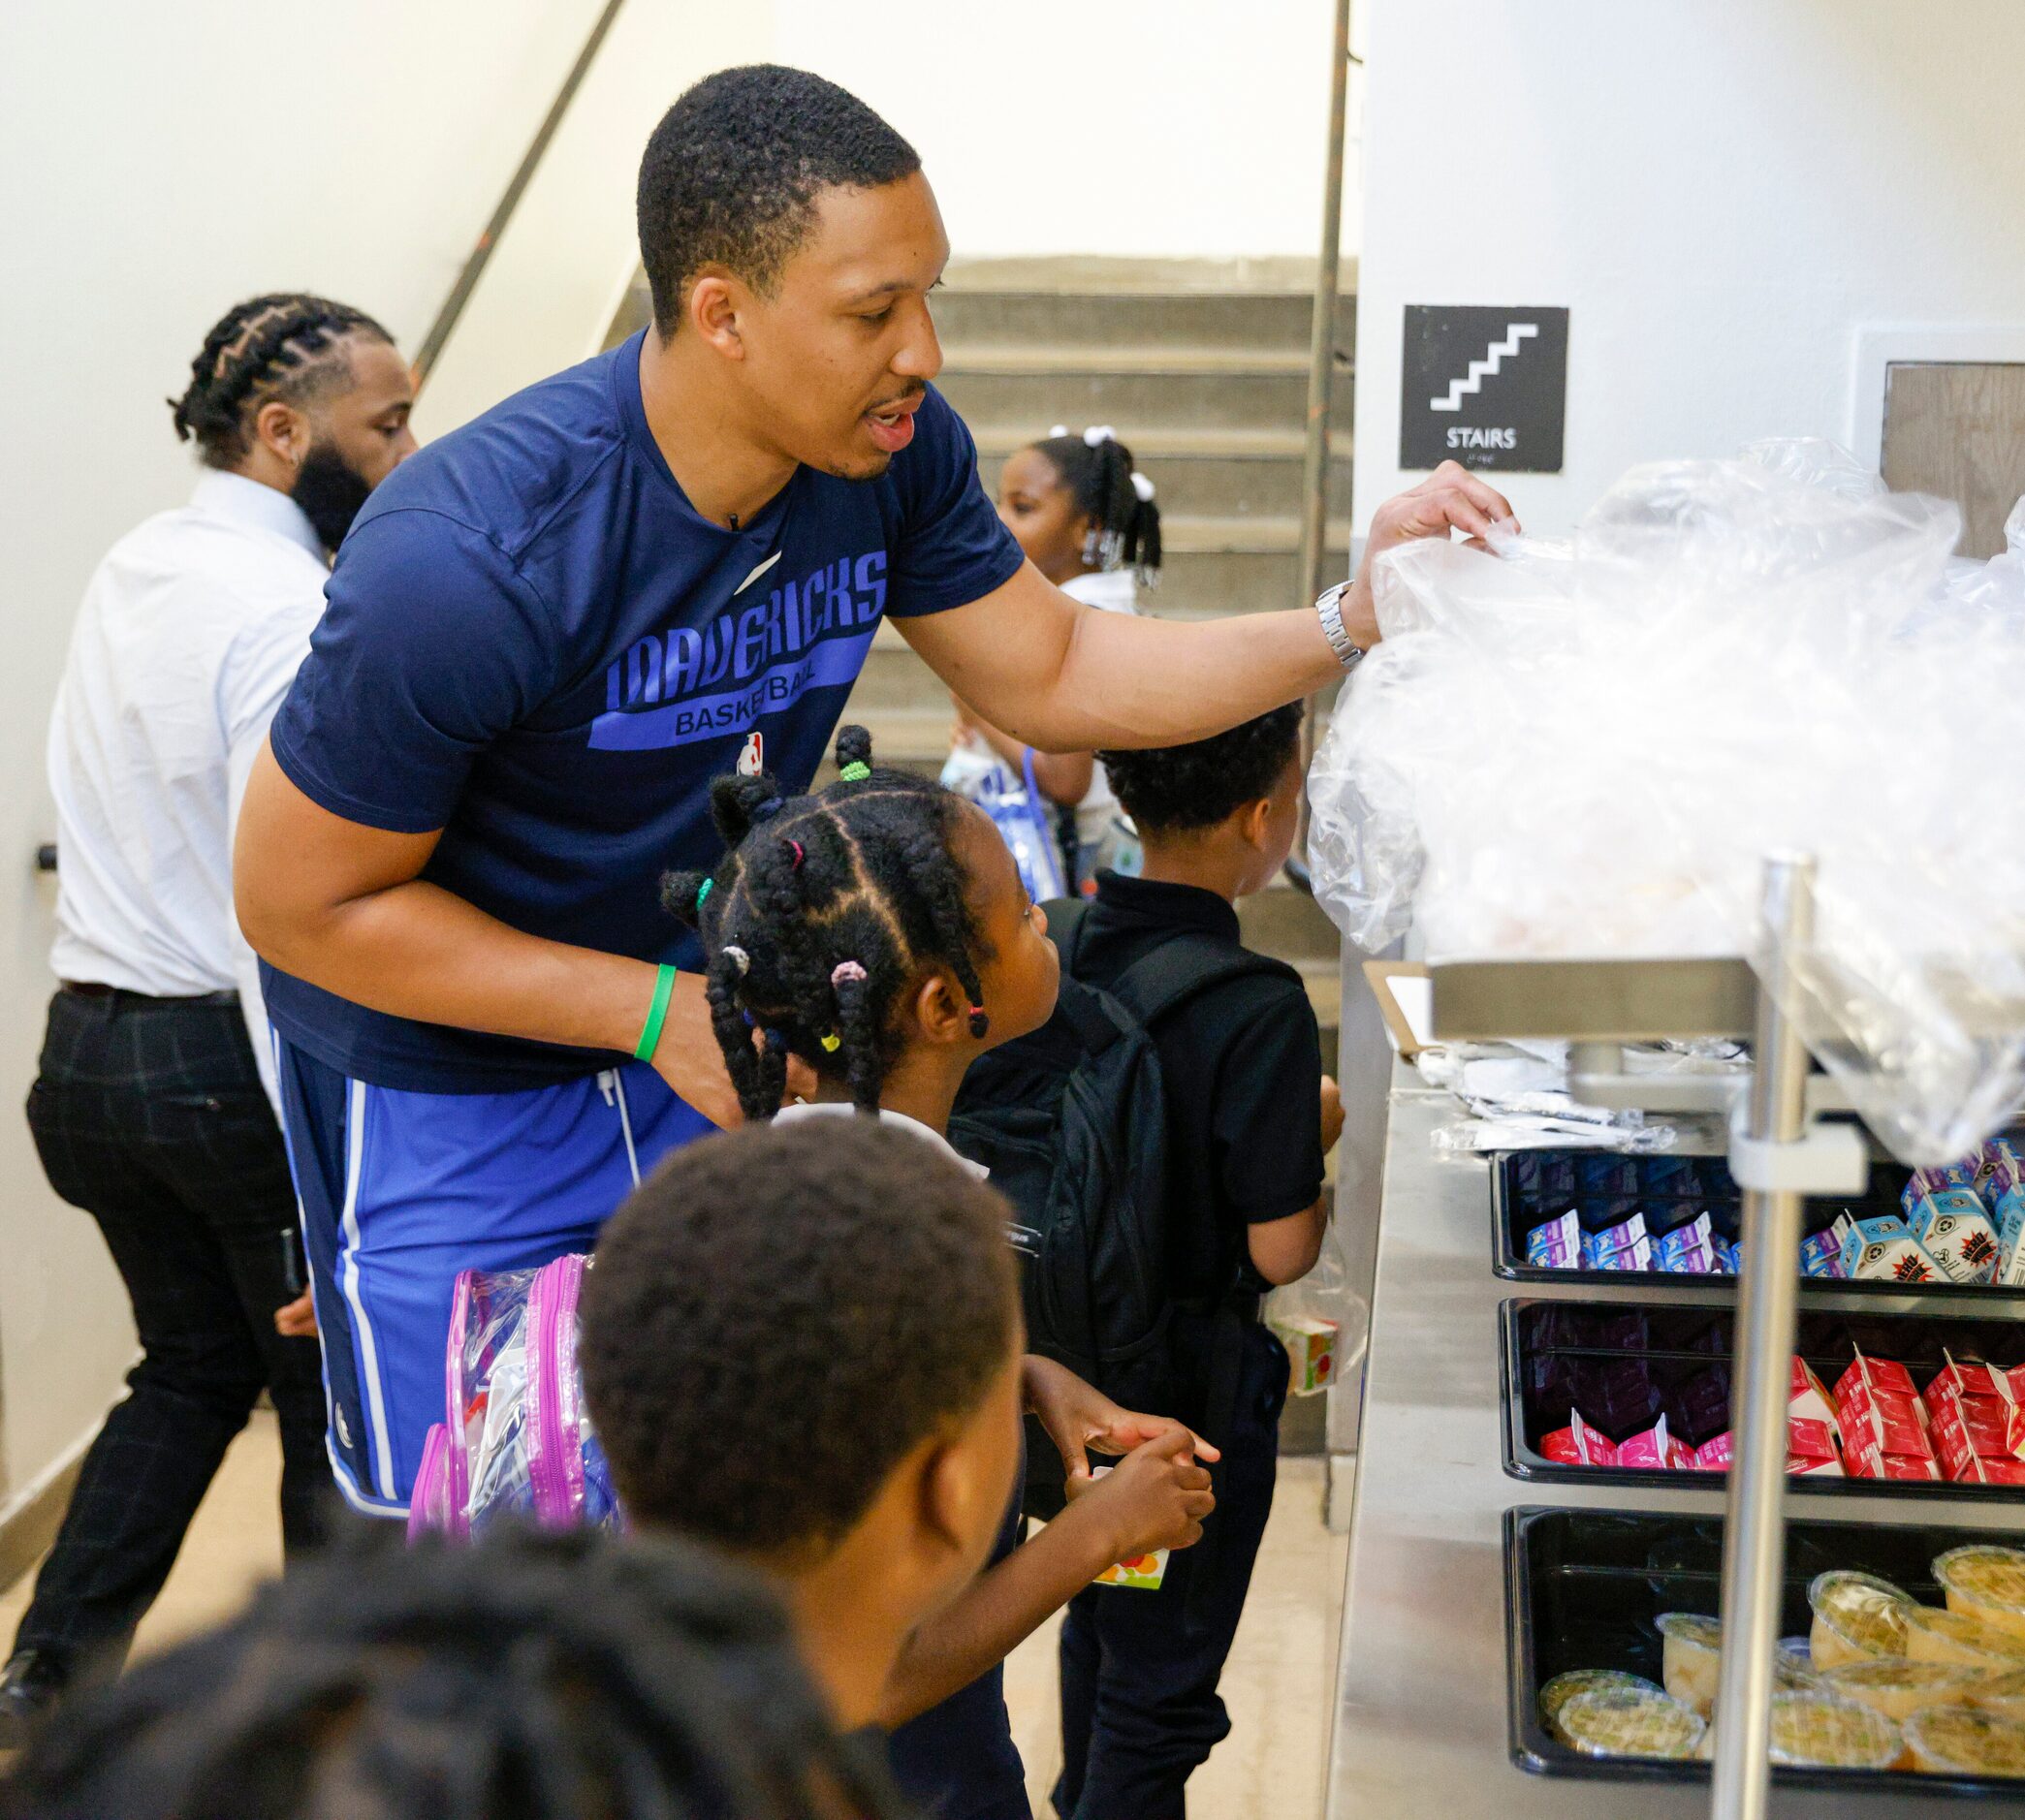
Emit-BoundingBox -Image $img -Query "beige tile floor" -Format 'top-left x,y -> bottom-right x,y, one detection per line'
0,1418 -> 1347,1818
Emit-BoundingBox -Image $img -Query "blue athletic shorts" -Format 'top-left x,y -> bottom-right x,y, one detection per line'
272,1039 -> 715,1518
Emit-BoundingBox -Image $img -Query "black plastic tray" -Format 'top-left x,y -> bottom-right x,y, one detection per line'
1487,1146 -> 2025,1299
1501,1298 -> 2025,1500
1507,1503 -> 2025,1797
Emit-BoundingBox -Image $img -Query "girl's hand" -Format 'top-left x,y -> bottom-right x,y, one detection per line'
1069,1428 -> 1216,1560
1022,1355 -> 1218,1496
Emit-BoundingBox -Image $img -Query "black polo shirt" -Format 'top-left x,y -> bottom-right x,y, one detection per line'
1067,871 -> 1327,1304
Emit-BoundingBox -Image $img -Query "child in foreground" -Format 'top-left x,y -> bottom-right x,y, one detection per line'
945,425 -> 1162,890
642,725 -> 1218,1819
0,1524 -> 902,1820
1034,704 -> 1346,1819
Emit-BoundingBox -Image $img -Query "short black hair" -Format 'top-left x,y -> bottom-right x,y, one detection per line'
637,65 -> 922,333
1099,704 -> 1306,834
168,294 -> 394,468
581,1118 -> 1018,1554
665,725 -> 994,1120
0,1524 -> 907,1820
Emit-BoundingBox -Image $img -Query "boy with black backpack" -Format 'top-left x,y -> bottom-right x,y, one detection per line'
952,703 -> 1344,1820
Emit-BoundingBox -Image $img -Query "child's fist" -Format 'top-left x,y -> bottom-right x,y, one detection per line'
1077,1427 -> 1216,1561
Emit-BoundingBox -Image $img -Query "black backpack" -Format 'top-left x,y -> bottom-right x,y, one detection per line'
950,898 -> 1297,1518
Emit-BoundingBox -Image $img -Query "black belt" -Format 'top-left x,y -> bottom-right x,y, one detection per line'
61,982 -> 240,1008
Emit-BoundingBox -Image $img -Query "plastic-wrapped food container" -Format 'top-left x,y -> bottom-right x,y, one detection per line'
1809,1570 -> 1914,1670
1934,1546 -> 2025,1640
1538,1670 -> 1662,1744
1904,1704 -> 2025,1776
1765,1691 -> 1903,1771
1816,1658 -> 1984,1721
1558,1686 -> 1704,1761
1900,1601 -> 2025,1672
1656,1614 -> 1723,1718
1967,1667 -> 2025,1724
1774,1636 -> 1824,1691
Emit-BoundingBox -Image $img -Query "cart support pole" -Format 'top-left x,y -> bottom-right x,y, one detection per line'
1710,853 -> 1817,1819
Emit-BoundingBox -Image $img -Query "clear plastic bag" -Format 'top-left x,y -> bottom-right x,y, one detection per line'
1309,444 -> 2025,1164
1264,1217 -> 1369,1397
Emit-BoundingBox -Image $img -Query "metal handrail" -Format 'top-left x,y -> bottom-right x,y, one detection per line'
411,0 -> 629,388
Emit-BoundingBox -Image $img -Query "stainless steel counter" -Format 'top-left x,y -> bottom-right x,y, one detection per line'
1323,1080 -> 2025,1817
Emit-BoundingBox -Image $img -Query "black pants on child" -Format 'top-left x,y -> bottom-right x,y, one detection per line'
1051,1319 -> 1288,1820
15,987 -> 335,1682
888,1468 -> 1033,1819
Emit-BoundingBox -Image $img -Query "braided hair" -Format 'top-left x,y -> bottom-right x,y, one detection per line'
664,725 -> 993,1120
0,1523 -> 909,1820
168,293 -> 394,468
1032,426 -> 1163,584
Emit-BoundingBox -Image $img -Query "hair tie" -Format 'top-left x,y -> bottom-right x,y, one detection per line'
695,878 -> 713,909
755,797 -> 784,821
721,945 -> 750,978
967,1005 -> 991,1038
831,961 -> 868,988
838,761 -> 870,783
1082,424 -> 1116,448
762,1026 -> 787,1053
820,1032 -> 841,1052
1048,424 -> 1069,439
786,838 -> 805,868
1131,471 -> 1155,503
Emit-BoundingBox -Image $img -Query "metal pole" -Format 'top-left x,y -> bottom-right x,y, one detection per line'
412,0 -> 629,388
1709,852 -> 1817,1820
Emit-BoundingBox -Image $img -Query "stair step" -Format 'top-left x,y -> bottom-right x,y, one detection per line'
934,364 -> 1353,434
940,344 -> 1314,377
970,433 -> 1355,519
930,288 -> 1354,355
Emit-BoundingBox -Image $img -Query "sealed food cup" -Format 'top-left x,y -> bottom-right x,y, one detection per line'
1538,1669 -> 1662,1743
1774,1636 -> 1822,1690
1818,1657 -> 1985,1721
1766,1691 -> 1902,1770
1968,1666 -> 2025,1724
1902,1601 -> 2025,1672
1935,1547 -> 2025,1640
1656,1613 -> 1723,1717
1809,1570 -> 1914,1669
1558,1686 -> 1704,1761
1905,1704 -> 2025,1776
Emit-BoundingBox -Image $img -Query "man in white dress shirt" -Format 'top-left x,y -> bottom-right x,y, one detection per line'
1,295 -> 414,1738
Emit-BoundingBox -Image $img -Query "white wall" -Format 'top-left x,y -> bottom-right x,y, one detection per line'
0,0 -> 771,1521
1351,0 -> 2025,538
776,0 -> 1355,260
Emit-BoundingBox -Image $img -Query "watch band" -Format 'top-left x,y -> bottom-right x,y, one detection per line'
1314,581 -> 1367,673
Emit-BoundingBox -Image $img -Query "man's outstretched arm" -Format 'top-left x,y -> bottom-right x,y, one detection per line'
899,461 -> 1513,752
233,747 -> 743,1126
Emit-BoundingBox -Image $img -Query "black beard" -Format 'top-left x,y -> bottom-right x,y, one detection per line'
291,441 -> 375,554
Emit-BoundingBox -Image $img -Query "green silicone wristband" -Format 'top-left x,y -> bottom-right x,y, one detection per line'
634,963 -> 677,1062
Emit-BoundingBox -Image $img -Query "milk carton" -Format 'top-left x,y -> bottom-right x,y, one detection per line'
1908,1188 -> 2001,1287
1830,1211 -> 1941,1285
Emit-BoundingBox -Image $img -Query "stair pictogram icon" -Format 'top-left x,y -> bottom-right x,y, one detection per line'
1428,322 -> 1541,413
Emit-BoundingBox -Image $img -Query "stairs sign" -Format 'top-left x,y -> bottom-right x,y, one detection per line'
1399,304 -> 1568,473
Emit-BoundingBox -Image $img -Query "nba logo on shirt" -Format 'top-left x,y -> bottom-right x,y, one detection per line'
737,732 -> 765,777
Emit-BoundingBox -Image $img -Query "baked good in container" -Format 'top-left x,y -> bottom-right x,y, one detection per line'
1557,1685 -> 1704,1760
1765,1691 -> 1902,1770
1808,1570 -> 1913,1669
1905,1704 -> 2025,1776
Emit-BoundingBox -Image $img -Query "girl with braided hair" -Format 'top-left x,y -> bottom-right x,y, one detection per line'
946,425 -> 1165,891
664,724 -> 1219,1820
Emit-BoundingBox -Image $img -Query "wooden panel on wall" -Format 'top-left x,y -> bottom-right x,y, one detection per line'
1882,361 -> 2025,559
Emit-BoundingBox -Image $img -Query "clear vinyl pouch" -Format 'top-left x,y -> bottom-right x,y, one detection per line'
1263,1217 -> 1369,1396
1308,443 -> 2025,1164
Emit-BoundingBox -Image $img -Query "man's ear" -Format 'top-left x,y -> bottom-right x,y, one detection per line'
906,969 -> 968,1049
251,397 -> 311,471
687,270 -> 747,360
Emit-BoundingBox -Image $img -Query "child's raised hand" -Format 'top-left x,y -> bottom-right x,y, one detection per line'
1071,1427 -> 1217,1560
1319,1073 -> 1345,1155
1022,1355 -> 1218,1497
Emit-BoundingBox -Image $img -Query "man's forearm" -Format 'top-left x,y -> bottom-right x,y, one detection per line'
874,1498 -> 1122,1728
255,873 -> 662,1056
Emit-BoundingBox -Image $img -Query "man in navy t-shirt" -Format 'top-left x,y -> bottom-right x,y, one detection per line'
236,66 -> 1507,1528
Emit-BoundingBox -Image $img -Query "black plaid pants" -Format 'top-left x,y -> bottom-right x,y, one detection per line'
16,986 -> 336,1680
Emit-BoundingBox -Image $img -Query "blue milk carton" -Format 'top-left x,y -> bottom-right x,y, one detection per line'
1830,1210 -> 1942,1286
1909,1188 -> 2001,1287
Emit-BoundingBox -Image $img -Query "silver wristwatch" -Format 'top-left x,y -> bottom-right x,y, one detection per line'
1314,581 -> 1367,673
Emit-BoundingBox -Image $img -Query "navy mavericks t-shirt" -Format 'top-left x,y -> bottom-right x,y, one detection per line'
264,331 -> 1025,1092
